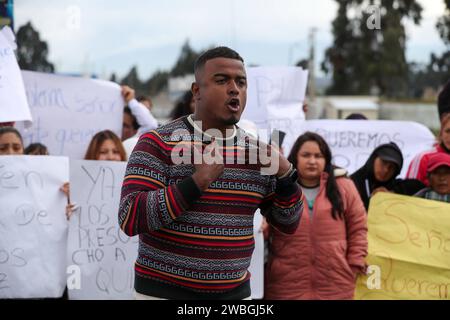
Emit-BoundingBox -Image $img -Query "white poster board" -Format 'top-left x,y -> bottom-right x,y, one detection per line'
0,26 -> 32,124
279,119 -> 436,176
0,156 -> 69,299
67,160 -> 265,299
67,160 -> 137,300
16,71 -> 123,158
242,66 -> 308,125
249,210 -> 264,299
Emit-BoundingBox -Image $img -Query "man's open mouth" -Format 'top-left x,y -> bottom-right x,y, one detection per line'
227,99 -> 240,113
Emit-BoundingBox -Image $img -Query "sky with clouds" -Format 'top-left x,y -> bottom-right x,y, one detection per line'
13,0 -> 448,80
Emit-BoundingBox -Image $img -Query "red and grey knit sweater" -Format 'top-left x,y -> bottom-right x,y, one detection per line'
118,116 -> 303,299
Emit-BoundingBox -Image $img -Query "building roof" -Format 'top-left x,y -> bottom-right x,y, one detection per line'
326,96 -> 379,110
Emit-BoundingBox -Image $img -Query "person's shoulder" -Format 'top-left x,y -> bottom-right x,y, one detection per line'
413,146 -> 441,161
156,116 -> 188,132
335,171 -> 359,192
413,187 -> 430,198
143,117 -> 190,142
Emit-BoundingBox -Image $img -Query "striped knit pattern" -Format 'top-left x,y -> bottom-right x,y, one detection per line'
118,116 -> 303,299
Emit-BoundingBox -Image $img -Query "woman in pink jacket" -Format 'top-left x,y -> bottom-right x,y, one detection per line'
264,132 -> 368,300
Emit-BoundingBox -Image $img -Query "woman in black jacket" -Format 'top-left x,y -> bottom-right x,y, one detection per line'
351,142 -> 425,210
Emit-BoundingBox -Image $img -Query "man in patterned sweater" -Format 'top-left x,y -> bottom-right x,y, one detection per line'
118,46 -> 303,299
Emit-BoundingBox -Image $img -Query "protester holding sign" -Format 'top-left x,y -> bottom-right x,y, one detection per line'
122,85 -> 158,137
0,126 -> 24,155
351,142 -> 425,210
264,132 -> 367,300
0,155 -> 69,299
407,113 -> 450,186
118,47 -> 303,300
121,85 -> 159,157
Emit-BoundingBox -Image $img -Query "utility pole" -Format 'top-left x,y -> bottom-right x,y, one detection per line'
230,0 -> 237,49
308,28 -> 317,104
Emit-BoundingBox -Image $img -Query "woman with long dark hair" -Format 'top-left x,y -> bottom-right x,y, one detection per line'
264,132 -> 368,300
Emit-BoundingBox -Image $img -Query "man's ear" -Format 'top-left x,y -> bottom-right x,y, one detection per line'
191,82 -> 200,101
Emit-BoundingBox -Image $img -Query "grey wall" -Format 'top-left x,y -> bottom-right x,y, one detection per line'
379,103 -> 440,131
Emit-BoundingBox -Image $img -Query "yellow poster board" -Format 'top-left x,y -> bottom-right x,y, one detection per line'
355,193 -> 450,300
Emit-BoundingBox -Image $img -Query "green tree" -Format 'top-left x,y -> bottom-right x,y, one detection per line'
16,22 -> 55,73
430,0 -> 450,83
407,0 -> 450,97
109,73 -> 117,83
170,40 -> 200,77
436,0 -> 450,46
322,0 -> 422,97
321,0 -> 358,94
144,70 -> 169,96
120,65 -> 145,94
296,58 -> 309,70
118,40 -> 206,97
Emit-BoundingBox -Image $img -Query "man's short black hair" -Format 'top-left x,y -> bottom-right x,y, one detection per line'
194,46 -> 244,73
438,80 -> 450,120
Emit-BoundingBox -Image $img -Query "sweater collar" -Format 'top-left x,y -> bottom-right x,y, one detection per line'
187,114 -> 237,141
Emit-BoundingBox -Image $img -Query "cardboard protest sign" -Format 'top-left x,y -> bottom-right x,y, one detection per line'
261,119 -> 435,177
242,66 -> 308,125
0,26 -> 32,125
67,160 -> 137,299
249,210 -> 265,299
355,193 -> 450,300
16,71 -> 123,158
0,156 -> 69,299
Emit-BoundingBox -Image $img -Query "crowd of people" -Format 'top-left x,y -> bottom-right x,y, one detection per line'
1,46 -> 449,300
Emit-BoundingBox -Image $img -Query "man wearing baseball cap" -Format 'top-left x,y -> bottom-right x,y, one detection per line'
414,153 -> 450,203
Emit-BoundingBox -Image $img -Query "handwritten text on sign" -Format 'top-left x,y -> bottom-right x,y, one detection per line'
67,160 -> 137,299
355,193 -> 450,300
272,119 -> 435,177
16,71 -> 123,158
0,156 -> 69,299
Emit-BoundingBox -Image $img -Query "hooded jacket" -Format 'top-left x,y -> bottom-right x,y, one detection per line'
350,142 -> 403,210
